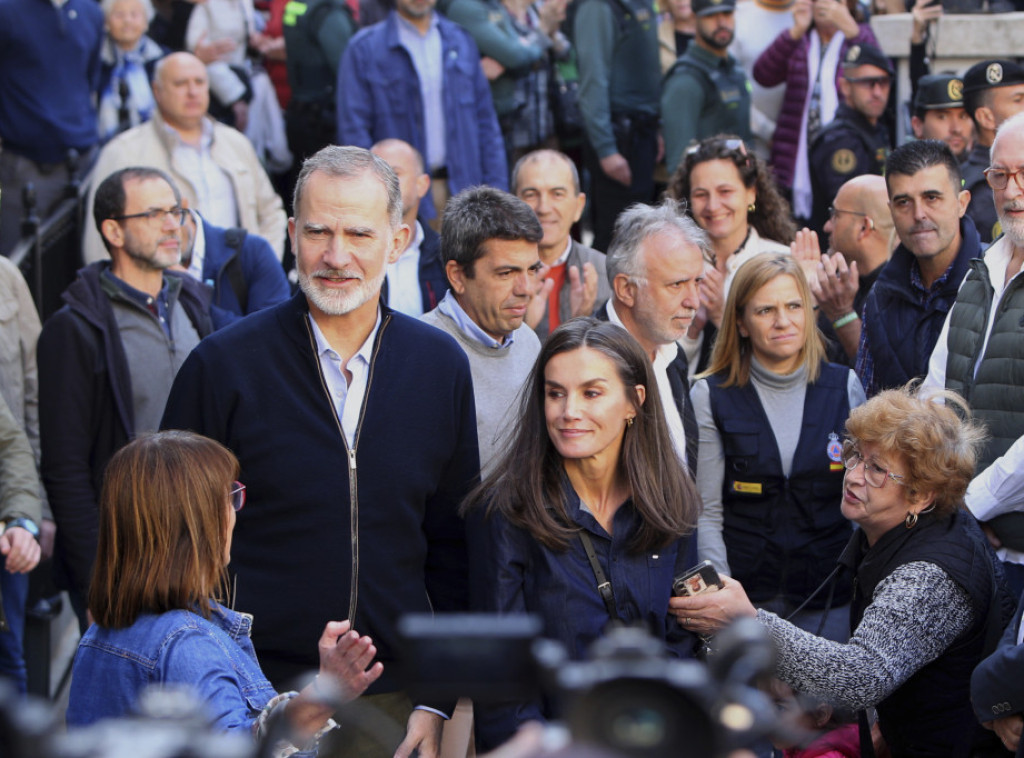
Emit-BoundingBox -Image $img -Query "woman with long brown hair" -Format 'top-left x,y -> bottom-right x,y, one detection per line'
66,430 -> 382,751
465,318 -> 702,750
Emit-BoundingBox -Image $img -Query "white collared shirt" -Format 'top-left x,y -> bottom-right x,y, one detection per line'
607,300 -> 688,467
308,310 -> 382,447
184,210 -> 207,284
386,221 -> 425,317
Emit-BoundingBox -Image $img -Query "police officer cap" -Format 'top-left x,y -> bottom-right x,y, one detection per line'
691,0 -> 736,17
962,59 -> 1024,94
914,74 -> 965,110
841,43 -> 893,75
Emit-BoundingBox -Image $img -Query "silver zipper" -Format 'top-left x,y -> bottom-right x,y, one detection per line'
303,312 -> 390,626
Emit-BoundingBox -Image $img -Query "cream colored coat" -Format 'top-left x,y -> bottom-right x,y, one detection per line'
83,112 -> 287,263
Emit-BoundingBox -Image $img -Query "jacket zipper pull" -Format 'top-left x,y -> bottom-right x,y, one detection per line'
348,448 -> 357,472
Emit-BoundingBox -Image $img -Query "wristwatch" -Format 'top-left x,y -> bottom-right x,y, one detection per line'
3,517 -> 40,541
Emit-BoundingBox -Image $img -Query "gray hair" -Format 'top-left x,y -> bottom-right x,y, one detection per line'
605,199 -> 710,282
441,186 -> 542,276
992,110 -> 1024,162
293,146 -> 403,229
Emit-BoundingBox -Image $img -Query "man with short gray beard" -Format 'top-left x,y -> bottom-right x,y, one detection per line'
595,199 -> 707,475
923,110 -> 1024,599
162,145 -> 479,758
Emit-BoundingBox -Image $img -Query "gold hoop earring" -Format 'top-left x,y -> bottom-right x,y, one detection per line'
904,511 -> 918,529
626,417 -> 635,428
747,203 -> 756,213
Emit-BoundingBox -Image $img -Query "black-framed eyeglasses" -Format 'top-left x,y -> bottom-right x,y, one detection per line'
829,206 -> 869,222
841,442 -> 905,489
984,167 -> 1024,191
230,481 -> 246,512
843,75 -> 891,90
109,206 -> 187,226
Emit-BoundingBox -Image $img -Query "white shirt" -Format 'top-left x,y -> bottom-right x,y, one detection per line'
184,210 -> 207,284
386,221 -> 425,317
308,310 -> 381,448
164,118 -> 239,231
923,235 -> 1024,563
607,300 -> 688,467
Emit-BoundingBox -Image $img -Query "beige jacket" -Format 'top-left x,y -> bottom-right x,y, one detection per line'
83,112 -> 287,263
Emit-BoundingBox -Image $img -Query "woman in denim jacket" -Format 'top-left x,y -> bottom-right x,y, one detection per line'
66,431 -> 382,753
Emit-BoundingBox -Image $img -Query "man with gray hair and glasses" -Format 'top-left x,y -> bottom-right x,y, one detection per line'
163,145 -> 479,758
923,111 -> 1024,601
597,199 -> 708,474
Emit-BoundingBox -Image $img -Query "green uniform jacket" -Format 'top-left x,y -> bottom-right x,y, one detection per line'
574,0 -> 660,158
661,44 -> 752,173
282,0 -> 355,104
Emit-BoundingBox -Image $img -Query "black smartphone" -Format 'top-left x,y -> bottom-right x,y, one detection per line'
673,560 -> 724,596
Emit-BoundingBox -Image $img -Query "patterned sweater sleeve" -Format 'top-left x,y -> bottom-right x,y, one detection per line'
755,561 -> 973,710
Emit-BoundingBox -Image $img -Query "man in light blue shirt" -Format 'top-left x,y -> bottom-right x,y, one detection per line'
422,186 -> 543,471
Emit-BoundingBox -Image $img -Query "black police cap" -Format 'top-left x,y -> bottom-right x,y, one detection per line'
841,43 -> 893,75
914,74 -> 965,110
691,0 -> 736,17
962,60 -> 1024,94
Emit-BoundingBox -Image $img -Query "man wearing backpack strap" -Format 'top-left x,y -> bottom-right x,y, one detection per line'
179,208 -> 292,329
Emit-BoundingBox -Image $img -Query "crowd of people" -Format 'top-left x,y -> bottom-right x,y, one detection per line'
5,0 -> 1024,756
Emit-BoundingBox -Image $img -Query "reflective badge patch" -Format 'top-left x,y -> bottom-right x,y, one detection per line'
827,432 -> 843,462
830,463 -> 845,471
832,149 -> 856,174
733,481 -> 763,494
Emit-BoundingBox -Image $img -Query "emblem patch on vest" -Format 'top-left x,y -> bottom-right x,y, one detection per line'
827,432 -> 843,462
832,149 -> 856,174
732,481 -> 763,494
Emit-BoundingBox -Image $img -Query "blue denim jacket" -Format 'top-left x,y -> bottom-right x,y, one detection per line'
467,481 -> 700,749
66,603 -> 278,735
335,11 -> 508,220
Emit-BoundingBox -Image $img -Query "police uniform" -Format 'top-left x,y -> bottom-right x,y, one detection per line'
575,0 -> 661,252
282,0 -> 356,162
808,44 -> 891,234
660,0 -> 751,173
961,59 -> 1024,244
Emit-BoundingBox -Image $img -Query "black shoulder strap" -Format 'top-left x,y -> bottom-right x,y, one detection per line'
222,227 -> 249,314
578,531 -> 620,622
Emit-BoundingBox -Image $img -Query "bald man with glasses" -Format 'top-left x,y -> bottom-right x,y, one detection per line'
37,166 -> 213,628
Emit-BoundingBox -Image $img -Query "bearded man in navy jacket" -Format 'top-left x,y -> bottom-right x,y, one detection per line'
162,146 -> 479,758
